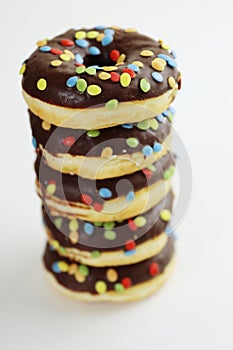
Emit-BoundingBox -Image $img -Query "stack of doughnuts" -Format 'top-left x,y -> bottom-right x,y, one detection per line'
21,26 -> 181,302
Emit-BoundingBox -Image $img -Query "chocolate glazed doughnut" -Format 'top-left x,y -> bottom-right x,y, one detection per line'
21,27 -> 181,129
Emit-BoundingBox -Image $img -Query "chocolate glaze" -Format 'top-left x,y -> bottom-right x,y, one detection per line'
29,109 -> 172,156
42,190 -> 173,251
43,237 -> 174,294
35,152 -> 175,203
22,27 -> 179,108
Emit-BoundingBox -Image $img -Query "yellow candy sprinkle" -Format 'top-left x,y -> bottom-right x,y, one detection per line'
75,270 -> 86,283
87,85 -> 102,96
161,42 -> 170,50
87,31 -> 99,39
69,219 -> 79,231
51,240 -> 59,249
101,147 -> 113,158
95,281 -> 107,294
168,76 -> 176,88
140,50 -> 154,57
46,183 -> 56,195
64,49 -> 75,59
75,31 -> 86,39
150,119 -> 159,130
19,63 -> 26,75
50,60 -> 62,67
106,268 -> 118,282
68,263 -> 78,275
60,54 -> 70,61
103,66 -> 118,71
132,60 -> 144,68
116,53 -> 126,64
37,78 -> 47,91
160,209 -> 171,222
69,231 -> 79,244
36,39 -> 47,47
151,58 -> 166,71
42,120 -> 51,131
99,72 -> 111,80
97,33 -> 105,42
57,261 -> 69,272
120,72 -> 131,87
125,28 -> 137,33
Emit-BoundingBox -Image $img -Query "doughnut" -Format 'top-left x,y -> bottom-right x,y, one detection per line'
21,27 -> 181,130
43,190 -> 174,267
30,106 -> 174,179
43,236 -> 175,302
35,152 -> 175,222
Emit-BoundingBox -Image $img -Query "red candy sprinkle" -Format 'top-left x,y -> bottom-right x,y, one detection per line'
123,68 -> 136,78
60,39 -> 74,47
81,194 -> 93,205
125,239 -> 136,251
121,277 -> 132,289
48,179 -> 56,185
110,50 -> 120,61
149,262 -> 160,276
110,72 -> 120,82
128,219 -> 138,231
93,202 -> 103,212
62,136 -> 76,147
50,48 -> 63,55
142,168 -> 153,179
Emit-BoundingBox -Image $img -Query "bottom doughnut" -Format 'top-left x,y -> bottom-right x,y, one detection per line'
43,237 -> 175,302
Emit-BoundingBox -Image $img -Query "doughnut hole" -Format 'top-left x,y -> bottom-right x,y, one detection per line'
84,52 -> 115,67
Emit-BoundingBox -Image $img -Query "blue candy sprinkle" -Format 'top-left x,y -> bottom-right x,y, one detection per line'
171,50 -> 177,59
75,39 -> 89,48
101,34 -> 113,46
99,187 -> 112,199
95,25 -> 106,30
126,191 -> 135,202
167,59 -> 177,68
127,63 -> 139,72
121,123 -> 133,129
52,262 -> 61,273
84,223 -> 94,235
142,145 -> 153,156
156,114 -> 166,123
153,142 -> 163,153
32,137 -> 37,148
104,28 -> 115,35
157,53 -> 171,61
66,76 -> 78,87
89,65 -> 103,70
162,110 -> 170,117
169,106 -> 176,114
125,249 -> 136,256
75,54 -> 84,64
152,72 -> 163,83
88,46 -> 101,55
39,45 -> 51,52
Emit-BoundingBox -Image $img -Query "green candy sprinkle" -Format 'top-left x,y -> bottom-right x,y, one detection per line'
105,99 -> 119,110
114,283 -> 125,293
150,119 -> 159,130
94,222 -> 103,227
91,250 -> 101,258
69,219 -> 79,231
87,130 -> 100,137
140,78 -> 150,93
147,164 -> 156,172
85,67 -> 96,75
76,78 -> 87,93
76,66 -> 85,74
126,137 -> 139,148
54,217 -> 62,229
137,119 -> 150,130
104,230 -> 116,240
104,222 -> 115,229
78,265 -> 89,277
58,246 -> 67,254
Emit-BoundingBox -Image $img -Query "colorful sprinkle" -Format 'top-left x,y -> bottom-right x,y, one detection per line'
75,31 -> 86,39
89,46 -> 101,55
37,78 -> 47,91
116,54 -> 126,64
60,54 -> 70,61
99,72 -> 111,80
104,222 -> 115,229
93,202 -> 103,212
39,45 -> 51,52
160,42 -> 170,50
152,72 -> 163,83
66,76 -> 78,87
62,136 -> 76,146
68,263 -> 78,275
41,120 -> 51,131
54,218 -> 62,229
91,250 -> 101,258
84,223 -> 94,235
137,119 -> 150,130
50,240 -> 59,250
76,66 -> 85,74
120,72 -> 131,87
157,53 -> 171,62
149,262 -> 160,276
95,25 -> 106,30
81,193 -> 93,205
157,114 -> 166,123
104,28 -> 115,35
69,219 -> 79,231
75,270 -> 86,283
87,129 -> 100,137
57,261 -> 69,272
52,262 -> 61,273
134,216 -> 147,227
128,219 -> 138,231
78,265 -> 89,277
19,63 -> 26,75
140,78 -> 150,92
103,65 -> 117,71
102,34 -> 113,46
85,67 -> 96,75
76,79 -> 87,93
114,283 -> 125,293
140,50 -> 154,57
87,85 -> 102,96
167,59 -> 177,68
127,63 -> 139,72
69,231 -> 79,244
126,137 -> 139,148
95,281 -> 107,294
50,60 -> 62,67
150,119 -> 159,130
60,39 -> 74,47
32,137 -> 37,148
106,269 -> 118,282
87,31 -> 99,39
101,147 -> 113,157
126,191 -> 134,202
142,145 -> 153,156
122,123 -> 133,129
96,33 -> 105,42
64,49 -> 75,59
151,58 -> 166,71
132,60 -> 143,68
153,142 -> 163,152
160,209 -> 171,222
50,48 -> 63,55
36,39 -> 47,47
110,49 -> 120,61
110,71 -> 120,82
99,188 -> 112,199
168,76 -> 176,88
75,54 -> 84,64
123,68 -> 136,78
75,39 -> 89,48
104,230 -> 116,240
121,277 -> 132,288
105,99 -> 118,110
46,183 -> 56,195
125,28 -> 137,32
125,239 -> 136,251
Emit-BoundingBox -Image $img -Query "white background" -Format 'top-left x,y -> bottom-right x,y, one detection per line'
1,0 -> 233,349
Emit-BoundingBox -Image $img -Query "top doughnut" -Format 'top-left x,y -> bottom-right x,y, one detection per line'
21,26 -> 181,129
